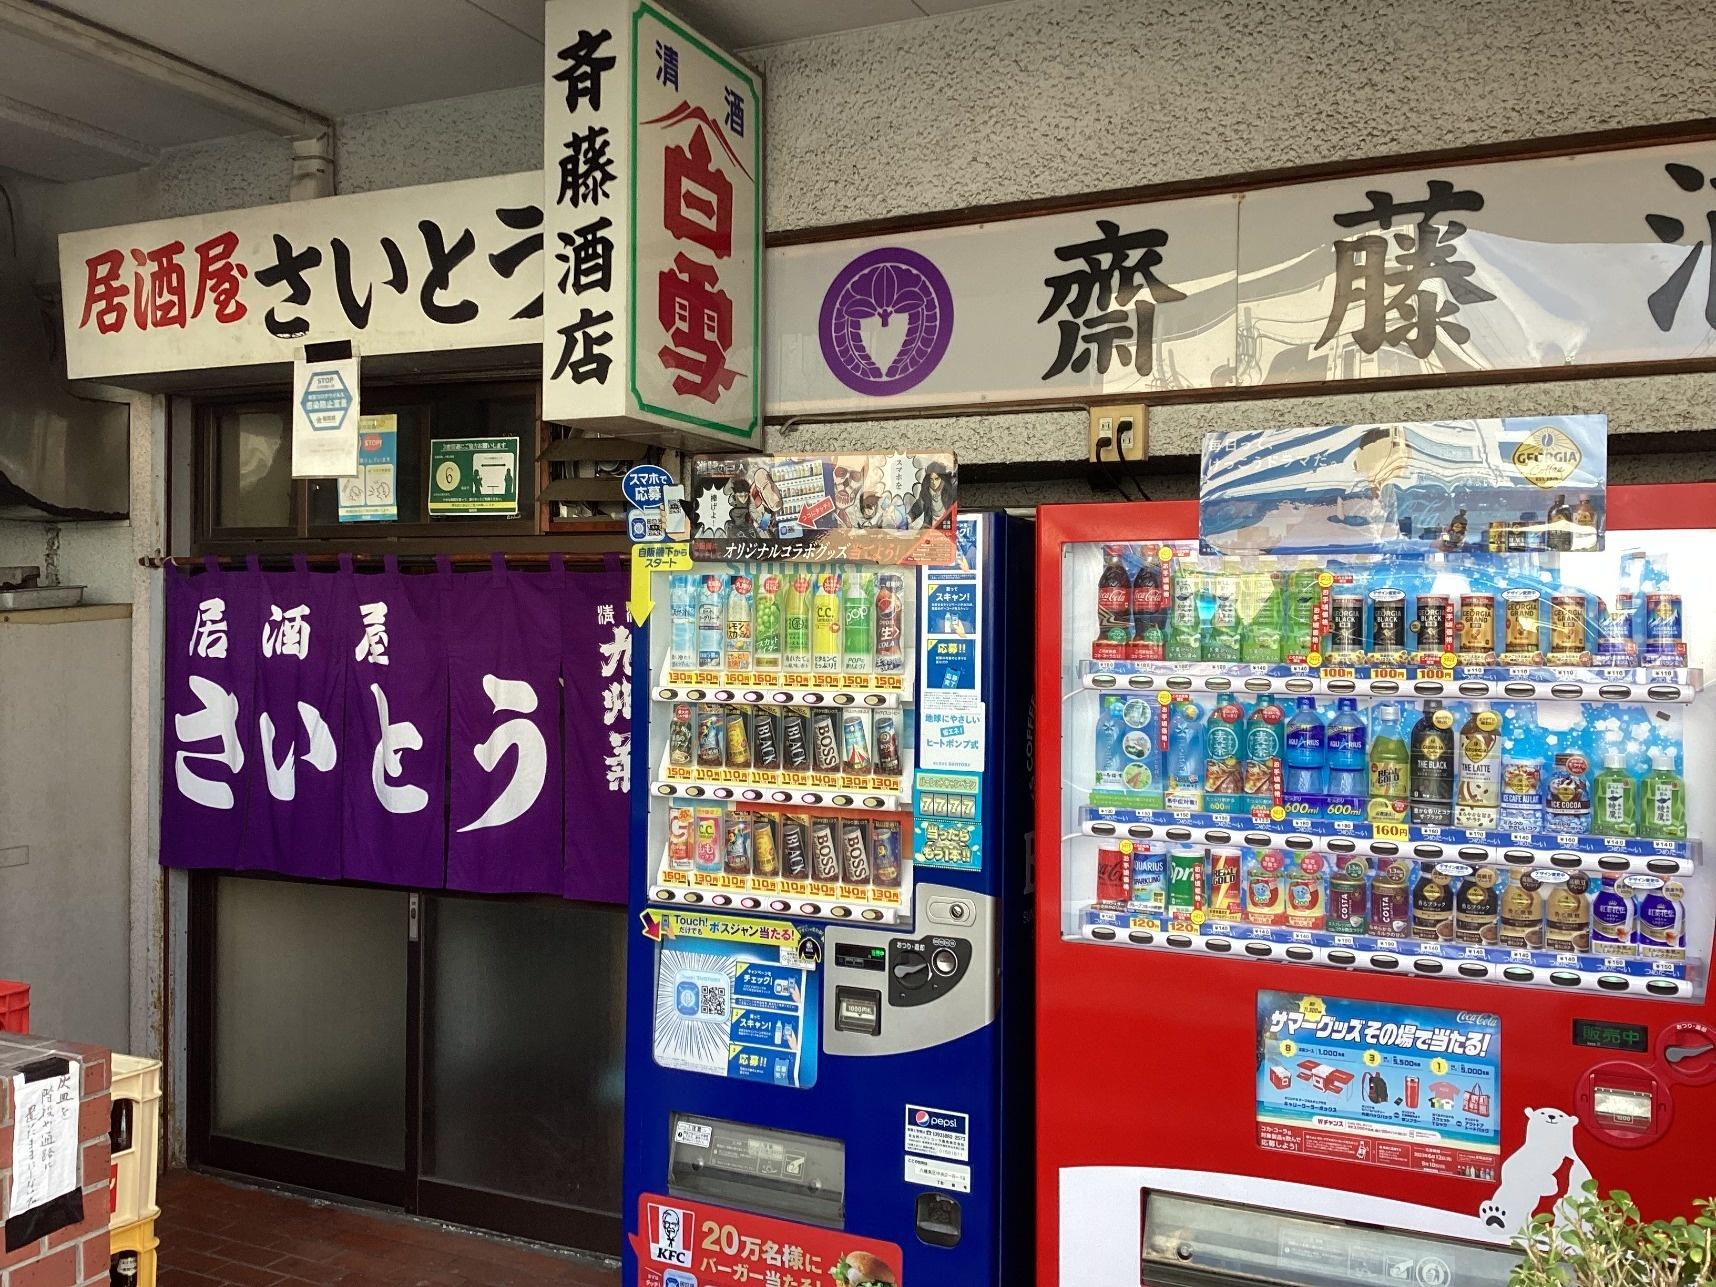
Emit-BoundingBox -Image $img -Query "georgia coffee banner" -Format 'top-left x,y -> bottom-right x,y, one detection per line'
162,557 -> 632,901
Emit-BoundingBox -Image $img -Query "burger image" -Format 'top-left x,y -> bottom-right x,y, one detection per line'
831,1250 -> 897,1286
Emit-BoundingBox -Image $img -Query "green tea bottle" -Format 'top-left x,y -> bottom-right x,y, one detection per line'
1639,749 -> 1686,839
1592,747 -> 1639,838
1240,572 -> 1284,663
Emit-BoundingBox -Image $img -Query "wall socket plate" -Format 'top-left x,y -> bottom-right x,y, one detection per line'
1088,404 -> 1148,463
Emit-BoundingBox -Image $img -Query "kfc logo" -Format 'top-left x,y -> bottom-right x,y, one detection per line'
648,1202 -> 695,1266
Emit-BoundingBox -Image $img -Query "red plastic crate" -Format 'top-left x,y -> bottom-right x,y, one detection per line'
0,979 -> 29,1034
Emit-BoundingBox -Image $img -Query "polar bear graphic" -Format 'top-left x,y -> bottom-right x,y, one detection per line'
1478,1107 -> 1595,1235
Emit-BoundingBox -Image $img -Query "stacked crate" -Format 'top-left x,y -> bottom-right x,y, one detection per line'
107,1055 -> 161,1287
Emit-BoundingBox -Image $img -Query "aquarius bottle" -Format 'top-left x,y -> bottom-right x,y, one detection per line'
1326,698 -> 1367,799
1282,697 -> 1326,798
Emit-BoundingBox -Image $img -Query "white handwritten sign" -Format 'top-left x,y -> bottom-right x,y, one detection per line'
6,1064 -> 80,1220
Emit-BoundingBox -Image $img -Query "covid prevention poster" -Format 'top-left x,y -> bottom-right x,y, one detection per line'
648,910 -> 819,1088
1256,992 -> 1501,1183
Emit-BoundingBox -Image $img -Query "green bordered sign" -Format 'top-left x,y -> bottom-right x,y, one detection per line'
429,436 -> 520,516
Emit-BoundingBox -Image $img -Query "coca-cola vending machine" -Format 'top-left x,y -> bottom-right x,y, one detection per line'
1036,425 -> 1715,1286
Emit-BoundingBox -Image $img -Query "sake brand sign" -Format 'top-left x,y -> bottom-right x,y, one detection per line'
542,0 -> 761,445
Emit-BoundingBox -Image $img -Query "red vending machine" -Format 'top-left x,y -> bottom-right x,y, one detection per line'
1036,478 -> 1716,1286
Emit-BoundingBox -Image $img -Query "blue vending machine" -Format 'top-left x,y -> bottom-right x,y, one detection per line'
624,499 -> 1032,1287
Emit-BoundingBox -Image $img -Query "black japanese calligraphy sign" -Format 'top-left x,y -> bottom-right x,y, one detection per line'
541,0 -> 762,446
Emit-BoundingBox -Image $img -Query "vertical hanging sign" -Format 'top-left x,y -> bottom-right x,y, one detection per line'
291,342 -> 360,478
542,0 -> 760,447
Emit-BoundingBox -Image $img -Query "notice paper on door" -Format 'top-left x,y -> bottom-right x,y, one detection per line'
4,1057 -> 83,1251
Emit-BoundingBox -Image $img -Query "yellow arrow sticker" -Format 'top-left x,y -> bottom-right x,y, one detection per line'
629,541 -> 691,625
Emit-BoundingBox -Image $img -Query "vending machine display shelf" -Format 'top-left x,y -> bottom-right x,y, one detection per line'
654,679 -> 905,708
652,768 -> 911,811
1078,659 -> 1700,704
1074,908 -> 1698,999
1078,809 -> 1697,876
648,878 -> 910,924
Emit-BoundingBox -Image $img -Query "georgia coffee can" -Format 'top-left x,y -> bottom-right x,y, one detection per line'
1458,594 -> 1496,656
1414,594 -> 1452,655
1369,587 -> 1407,655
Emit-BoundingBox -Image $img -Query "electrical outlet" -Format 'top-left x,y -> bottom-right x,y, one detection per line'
1088,404 -> 1147,463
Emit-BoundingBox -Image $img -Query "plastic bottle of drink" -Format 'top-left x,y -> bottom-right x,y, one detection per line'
1094,696 -> 1126,788
1593,746 -> 1639,838
1326,697 -> 1367,798
696,574 -> 727,668
1285,567 -> 1324,660
842,571 -> 875,672
1454,702 -> 1502,830
1204,561 -> 1242,662
1243,698 -> 1285,803
753,570 -> 783,671
724,574 -> 754,671
1130,551 -> 1165,661
1409,700 -> 1456,826
1367,701 -> 1409,823
1166,699 -> 1205,810
811,568 -> 843,673
1096,545 -> 1132,657
668,574 -> 697,670
1165,565 -> 1202,662
782,569 -> 813,673
1639,749 -> 1686,839
1283,697 -> 1327,797
1591,876 -> 1634,953
1240,572 -> 1284,663
1204,694 -> 1245,796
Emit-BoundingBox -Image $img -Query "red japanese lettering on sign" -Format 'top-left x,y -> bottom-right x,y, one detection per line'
657,252 -> 737,403
78,231 -> 249,333
664,127 -> 731,260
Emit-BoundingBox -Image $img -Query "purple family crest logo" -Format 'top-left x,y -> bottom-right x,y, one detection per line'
818,247 -> 954,395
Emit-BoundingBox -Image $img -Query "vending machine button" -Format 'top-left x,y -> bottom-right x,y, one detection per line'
1503,682 -> 1536,698
657,889 -> 676,901
1413,844 -> 1443,859
833,692 -> 853,705
1597,855 -> 1629,873
711,895 -> 731,907
1370,954 -> 1399,969
1166,826 -> 1192,841
804,692 -> 823,703
655,687 -> 674,699
1127,825 -> 1154,839
744,690 -> 762,702
1244,943 -> 1273,957
832,795 -> 853,807
686,689 -> 706,700
861,909 -> 883,921
1503,966 -> 1535,982
1414,681 -> 1445,696
1284,678 -> 1313,693
862,796 -> 885,809
1090,822 -> 1116,836
1091,674 -> 1116,688
864,693 -> 884,707
1502,849 -> 1533,865
1646,685 -> 1682,702
1370,680 -> 1400,694
1244,833 -> 1273,848
831,906 -> 852,919
1413,959 -> 1445,975
1598,975 -> 1631,992
1646,979 -> 1683,997
770,900 -> 790,912
713,787 -> 733,799
1129,930 -> 1156,945
714,690 -> 733,702
800,903 -> 818,915
931,947 -> 960,976
1206,939 -> 1234,954
1597,684 -> 1631,701
1285,946 -> 1314,961
683,892 -> 704,904
1205,830 -> 1232,844
1167,933 -> 1195,948
771,791 -> 790,803
1550,683 -> 1583,700
741,789 -> 762,802
772,691 -> 790,703
1550,852 -> 1580,869
1457,847 -> 1488,864
1205,676 -> 1232,691
1243,677 -> 1271,692
1550,971 -> 1582,987
1127,674 -> 1154,690
1165,676 -> 1192,690
803,793 -> 822,804
1327,949 -> 1355,965
1285,835 -> 1313,850
1326,679 -> 1356,694
1091,927 -> 1116,941
1646,857 -> 1682,876
740,897 -> 760,909
1458,682 -> 1488,697
1458,962 -> 1489,979
1328,838 -> 1355,854
1371,841 -> 1400,857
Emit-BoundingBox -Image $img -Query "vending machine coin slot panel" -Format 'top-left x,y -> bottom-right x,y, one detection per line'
667,1113 -> 847,1228
1576,1061 -> 1673,1148
916,1191 -> 963,1248
834,986 -> 882,1036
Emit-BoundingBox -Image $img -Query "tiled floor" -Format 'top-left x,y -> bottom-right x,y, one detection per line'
156,1171 -> 620,1287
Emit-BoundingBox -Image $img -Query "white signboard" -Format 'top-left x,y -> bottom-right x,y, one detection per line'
291,350 -> 359,478
768,140 -> 1716,416
542,0 -> 761,445
59,173 -> 541,380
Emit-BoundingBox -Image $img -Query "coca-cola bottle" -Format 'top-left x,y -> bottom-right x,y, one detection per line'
1128,551 -> 1165,660
1095,545 -> 1131,660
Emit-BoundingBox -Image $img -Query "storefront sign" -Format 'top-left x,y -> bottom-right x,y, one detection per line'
1256,992 -> 1501,1184
428,436 -> 521,516
542,0 -> 761,444
767,140 -> 1716,416
59,173 -> 541,380
338,415 -> 399,523
160,557 -> 632,901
